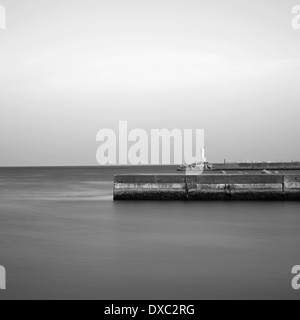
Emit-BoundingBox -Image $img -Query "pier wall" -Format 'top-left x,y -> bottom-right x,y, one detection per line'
114,174 -> 300,200
209,162 -> 300,171
114,175 -> 187,200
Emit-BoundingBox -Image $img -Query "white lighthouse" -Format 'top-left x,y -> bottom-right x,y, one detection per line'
201,147 -> 207,163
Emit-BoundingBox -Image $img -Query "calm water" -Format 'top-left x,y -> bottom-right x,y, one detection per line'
0,167 -> 300,300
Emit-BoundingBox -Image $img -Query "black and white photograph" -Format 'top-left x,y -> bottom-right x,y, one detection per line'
1,0 -> 300,304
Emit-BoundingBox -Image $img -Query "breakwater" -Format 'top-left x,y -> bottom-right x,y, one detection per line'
208,162 -> 300,171
114,174 -> 300,200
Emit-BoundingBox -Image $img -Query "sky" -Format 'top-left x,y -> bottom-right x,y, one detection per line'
0,0 -> 300,166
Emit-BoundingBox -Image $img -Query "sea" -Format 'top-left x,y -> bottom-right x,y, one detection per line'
0,166 -> 300,300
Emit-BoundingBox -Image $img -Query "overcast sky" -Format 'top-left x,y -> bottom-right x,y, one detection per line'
0,0 -> 300,166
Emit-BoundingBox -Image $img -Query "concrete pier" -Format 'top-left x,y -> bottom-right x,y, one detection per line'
114,174 -> 187,200
114,174 -> 300,200
207,162 -> 300,171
